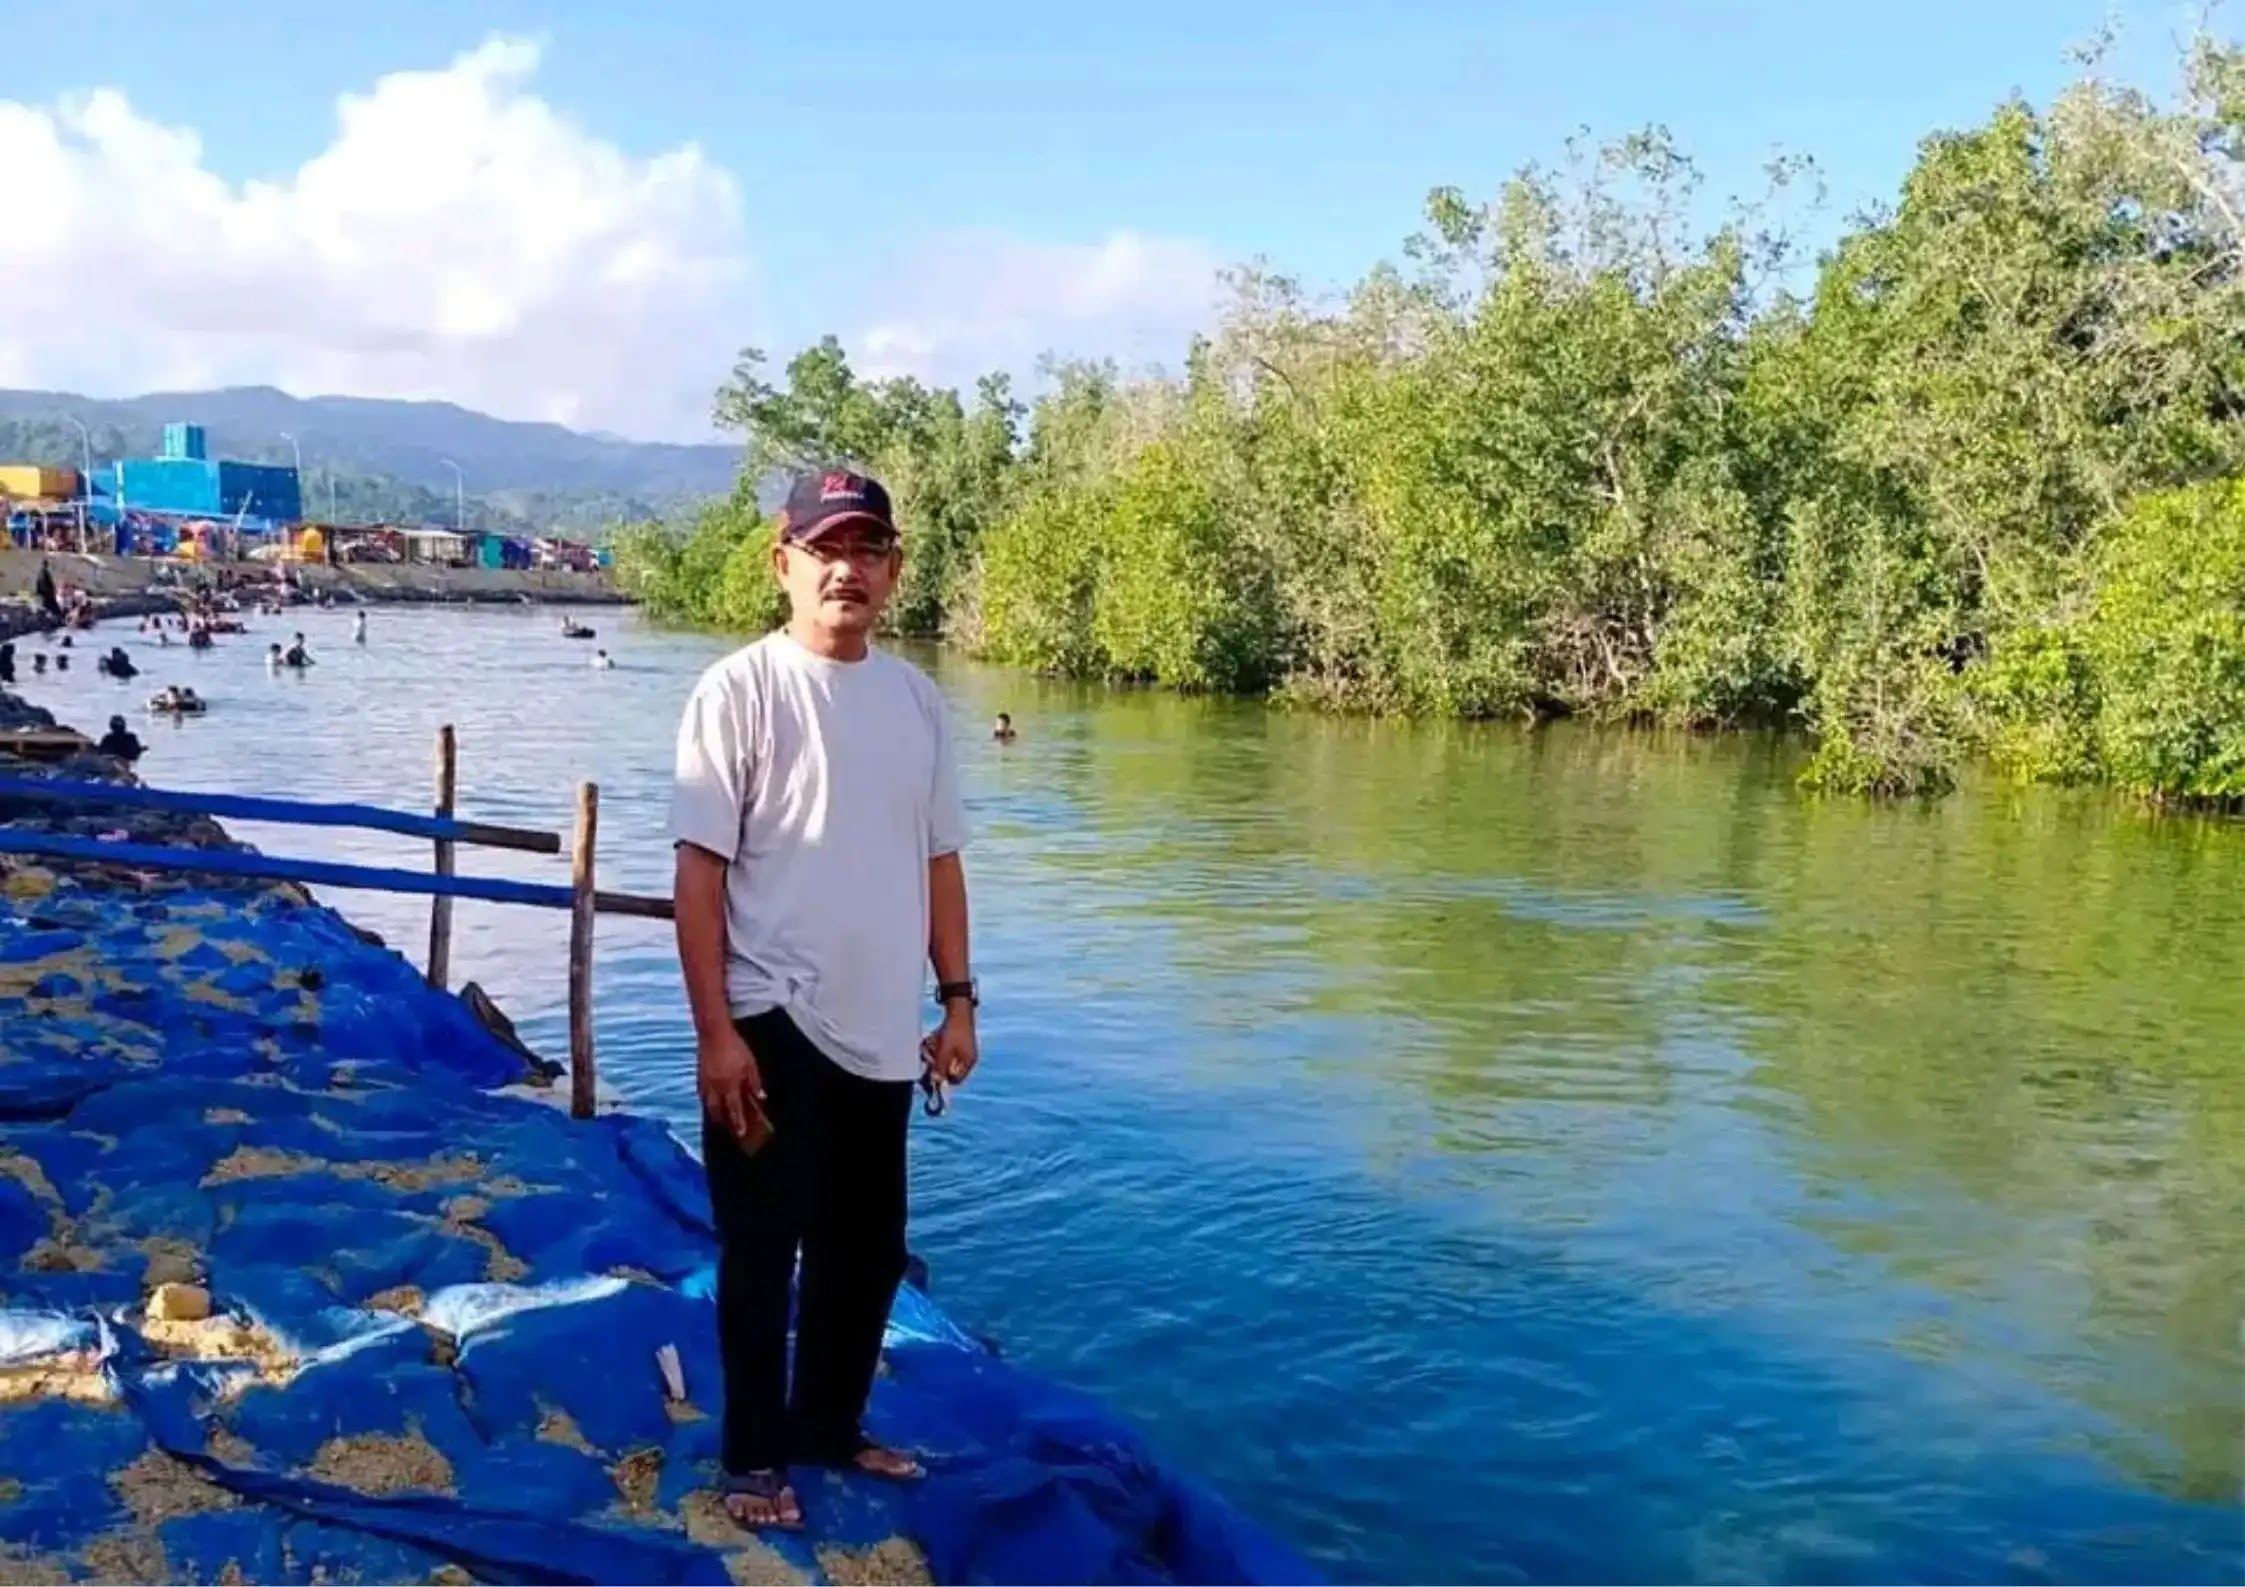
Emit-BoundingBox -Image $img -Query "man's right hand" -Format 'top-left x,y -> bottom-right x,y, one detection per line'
698,1025 -> 769,1148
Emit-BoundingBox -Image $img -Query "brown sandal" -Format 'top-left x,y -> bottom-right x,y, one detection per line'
719,1468 -> 804,1531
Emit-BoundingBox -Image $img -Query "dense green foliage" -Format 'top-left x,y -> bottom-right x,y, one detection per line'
618,35 -> 2245,802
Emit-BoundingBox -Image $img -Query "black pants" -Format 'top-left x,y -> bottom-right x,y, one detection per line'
702,1008 -> 912,1473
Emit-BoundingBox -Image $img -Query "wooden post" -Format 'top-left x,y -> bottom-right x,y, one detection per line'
426,724 -> 457,988
568,780 -> 598,1119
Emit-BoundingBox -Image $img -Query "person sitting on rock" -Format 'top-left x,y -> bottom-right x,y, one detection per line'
97,715 -> 144,763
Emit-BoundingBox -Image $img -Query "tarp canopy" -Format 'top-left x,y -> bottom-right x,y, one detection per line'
0,760 -> 1316,1585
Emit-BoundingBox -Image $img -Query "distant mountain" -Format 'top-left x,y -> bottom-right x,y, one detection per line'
0,386 -> 740,531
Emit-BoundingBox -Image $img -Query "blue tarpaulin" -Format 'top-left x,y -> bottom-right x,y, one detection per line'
0,773 -> 1317,1584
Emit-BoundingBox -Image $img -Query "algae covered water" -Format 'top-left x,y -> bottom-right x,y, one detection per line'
24,603 -> 2243,1583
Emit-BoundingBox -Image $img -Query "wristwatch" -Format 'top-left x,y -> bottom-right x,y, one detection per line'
935,979 -> 979,1009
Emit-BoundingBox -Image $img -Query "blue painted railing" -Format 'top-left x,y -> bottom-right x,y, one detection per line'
0,774 -> 558,854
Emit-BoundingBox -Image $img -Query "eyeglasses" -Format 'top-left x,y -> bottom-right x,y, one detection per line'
787,534 -> 897,565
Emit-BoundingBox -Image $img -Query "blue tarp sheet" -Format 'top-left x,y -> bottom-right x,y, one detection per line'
0,794 -> 1316,1583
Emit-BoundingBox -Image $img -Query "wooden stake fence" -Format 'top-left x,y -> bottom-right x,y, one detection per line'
428,723 -> 457,990
0,725 -> 670,1119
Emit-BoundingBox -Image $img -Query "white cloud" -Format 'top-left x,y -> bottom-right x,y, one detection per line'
0,38 -> 751,441
0,39 -> 1228,441
851,231 -> 1226,391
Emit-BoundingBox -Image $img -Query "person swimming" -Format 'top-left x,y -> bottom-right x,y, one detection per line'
283,633 -> 313,668
32,653 -> 47,675
97,715 -> 144,763
591,649 -> 615,669
266,643 -> 285,671
98,646 -> 138,680
352,609 -> 367,644
992,712 -> 1018,741
0,642 -> 13,685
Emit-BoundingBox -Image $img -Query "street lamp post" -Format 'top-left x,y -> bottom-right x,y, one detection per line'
66,417 -> 91,552
279,430 -> 304,528
441,458 -> 464,533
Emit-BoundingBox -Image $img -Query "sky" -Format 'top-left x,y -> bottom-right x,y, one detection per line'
0,0 -> 2207,442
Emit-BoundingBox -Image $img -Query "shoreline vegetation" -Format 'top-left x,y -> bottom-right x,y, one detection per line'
617,32 -> 2245,805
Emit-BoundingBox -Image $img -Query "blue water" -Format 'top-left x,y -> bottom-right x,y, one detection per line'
22,603 -> 2243,1582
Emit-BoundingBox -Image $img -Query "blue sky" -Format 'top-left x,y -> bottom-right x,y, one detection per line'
0,0 -> 2199,437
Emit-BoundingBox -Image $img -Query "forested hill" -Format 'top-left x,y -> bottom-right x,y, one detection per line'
0,387 -> 737,535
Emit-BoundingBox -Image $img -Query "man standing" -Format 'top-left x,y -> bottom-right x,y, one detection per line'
670,468 -> 979,1532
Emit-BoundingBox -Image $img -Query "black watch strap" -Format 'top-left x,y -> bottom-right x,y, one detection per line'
936,979 -> 978,1007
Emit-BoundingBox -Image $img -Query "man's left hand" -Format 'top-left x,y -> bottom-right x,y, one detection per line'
927,1003 -> 979,1086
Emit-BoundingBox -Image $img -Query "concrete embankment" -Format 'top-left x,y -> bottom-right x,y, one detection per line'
0,548 -> 630,608
0,690 -> 1310,1584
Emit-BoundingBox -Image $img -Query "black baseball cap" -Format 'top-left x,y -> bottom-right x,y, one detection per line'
778,469 -> 897,544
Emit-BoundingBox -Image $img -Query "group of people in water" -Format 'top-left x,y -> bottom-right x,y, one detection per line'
5,558 -> 386,767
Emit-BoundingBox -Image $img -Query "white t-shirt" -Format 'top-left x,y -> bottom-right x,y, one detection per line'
670,631 -> 967,1083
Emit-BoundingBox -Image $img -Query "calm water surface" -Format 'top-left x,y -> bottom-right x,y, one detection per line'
24,605 -> 2245,1583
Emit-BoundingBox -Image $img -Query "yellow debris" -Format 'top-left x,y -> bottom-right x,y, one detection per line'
308,1431 -> 456,1497
146,1283 -> 211,1323
200,1146 -> 321,1186
359,1155 -> 484,1192
22,1237 -> 104,1273
137,1237 -> 201,1289
814,1539 -> 935,1587
0,1544 -> 63,1586
364,1284 -> 425,1317
109,1449 -> 239,1526
140,1311 -> 295,1388
2,865 -> 57,902
535,1408 -> 596,1455
76,1530 -> 168,1586
679,1492 -> 810,1585
0,1347 -> 115,1407
0,1149 -> 58,1206
608,1446 -> 664,1519
206,1426 -> 257,1467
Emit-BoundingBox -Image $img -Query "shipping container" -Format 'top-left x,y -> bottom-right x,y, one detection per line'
0,465 -> 82,501
115,458 -> 223,516
162,423 -> 208,462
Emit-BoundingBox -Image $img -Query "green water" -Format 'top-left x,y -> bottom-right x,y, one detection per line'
36,606 -> 2242,1578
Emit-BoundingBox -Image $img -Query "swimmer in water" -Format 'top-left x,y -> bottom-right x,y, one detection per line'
266,643 -> 284,671
992,712 -> 1017,741
353,609 -> 367,644
97,715 -> 144,763
591,649 -> 615,669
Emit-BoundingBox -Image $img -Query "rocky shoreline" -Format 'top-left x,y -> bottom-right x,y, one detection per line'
0,548 -> 630,612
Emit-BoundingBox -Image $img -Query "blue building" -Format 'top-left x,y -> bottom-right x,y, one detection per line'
91,423 -> 301,526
